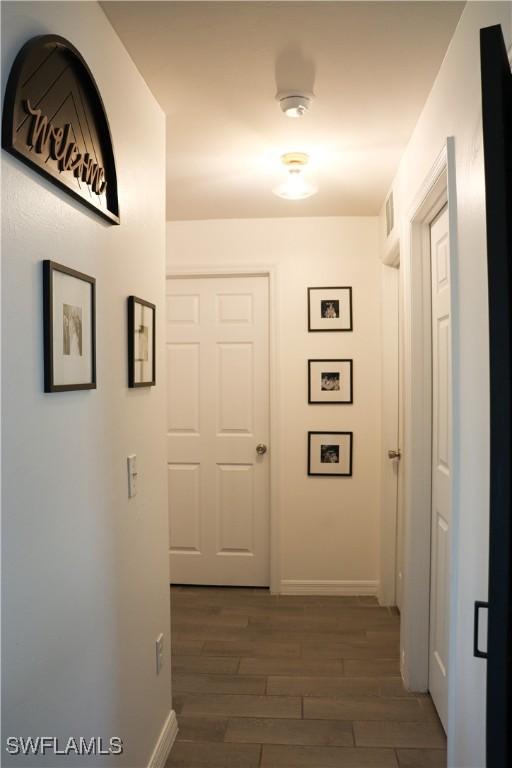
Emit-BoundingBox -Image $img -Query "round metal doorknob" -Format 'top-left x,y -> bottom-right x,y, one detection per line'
256,443 -> 268,455
388,449 -> 401,460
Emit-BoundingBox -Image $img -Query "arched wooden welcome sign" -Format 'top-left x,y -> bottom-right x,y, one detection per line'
2,35 -> 119,224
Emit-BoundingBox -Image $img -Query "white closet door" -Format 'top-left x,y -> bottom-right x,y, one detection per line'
166,275 -> 270,586
429,206 -> 451,731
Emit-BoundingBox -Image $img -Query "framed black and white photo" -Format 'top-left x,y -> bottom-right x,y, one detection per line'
308,287 -> 353,332
308,359 -> 353,404
128,296 -> 156,387
43,260 -> 96,393
308,431 -> 353,476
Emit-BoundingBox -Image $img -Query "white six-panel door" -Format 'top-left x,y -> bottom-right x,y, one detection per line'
428,206 -> 451,731
166,275 -> 270,586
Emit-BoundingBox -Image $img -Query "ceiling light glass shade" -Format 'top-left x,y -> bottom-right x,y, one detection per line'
284,106 -> 305,118
273,168 -> 317,200
276,92 -> 313,118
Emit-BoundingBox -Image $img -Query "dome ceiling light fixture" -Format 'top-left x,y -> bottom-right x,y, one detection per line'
276,90 -> 314,118
273,152 -> 318,200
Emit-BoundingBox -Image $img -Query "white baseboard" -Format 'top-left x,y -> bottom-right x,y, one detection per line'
147,710 -> 178,768
280,579 -> 379,596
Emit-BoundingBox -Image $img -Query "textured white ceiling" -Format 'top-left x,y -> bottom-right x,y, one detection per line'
102,1 -> 464,220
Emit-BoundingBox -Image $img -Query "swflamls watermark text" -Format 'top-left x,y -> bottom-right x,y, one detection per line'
5,737 -> 123,756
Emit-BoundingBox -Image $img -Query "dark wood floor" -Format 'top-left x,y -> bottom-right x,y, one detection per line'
166,586 -> 446,768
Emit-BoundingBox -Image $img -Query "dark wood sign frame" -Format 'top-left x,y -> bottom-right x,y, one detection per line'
2,35 -> 119,224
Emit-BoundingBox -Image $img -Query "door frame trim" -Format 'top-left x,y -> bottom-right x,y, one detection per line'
401,139 -> 460,742
166,266 -> 281,594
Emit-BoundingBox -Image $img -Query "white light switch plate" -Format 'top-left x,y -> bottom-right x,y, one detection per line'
127,455 -> 137,498
156,633 -> 164,675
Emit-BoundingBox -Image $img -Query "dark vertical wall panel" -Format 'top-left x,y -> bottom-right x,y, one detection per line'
481,23 -> 512,767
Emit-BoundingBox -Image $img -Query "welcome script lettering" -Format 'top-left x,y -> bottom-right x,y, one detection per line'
24,100 -> 107,195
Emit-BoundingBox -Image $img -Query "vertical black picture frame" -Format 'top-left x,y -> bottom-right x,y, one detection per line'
127,295 -> 156,388
43,260 -> 96,393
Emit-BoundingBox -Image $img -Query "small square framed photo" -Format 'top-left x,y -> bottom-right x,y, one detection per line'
308,286 -> 353,332
128,296 -> 156,387
308,359 -> 353,404
43,260 -> 96,393
308,431 -> 353,476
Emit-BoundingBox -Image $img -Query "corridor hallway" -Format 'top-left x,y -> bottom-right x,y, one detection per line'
167,587 -> 446,767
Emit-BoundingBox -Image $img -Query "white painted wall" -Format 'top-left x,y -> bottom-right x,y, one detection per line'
382,3 -> 511,766
2,3 -> 171,766
167,217 -> 382,594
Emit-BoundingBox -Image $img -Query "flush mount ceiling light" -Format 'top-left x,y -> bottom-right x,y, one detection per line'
276,91 -> 313,118
273,152 -> 318,200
